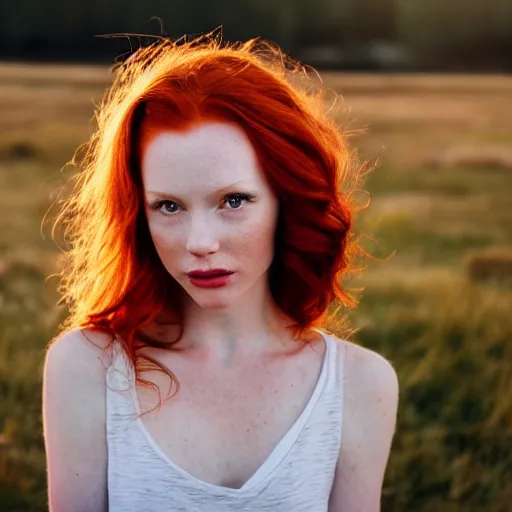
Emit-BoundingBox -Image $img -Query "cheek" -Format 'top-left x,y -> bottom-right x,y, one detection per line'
238,214 -> 277,262
146,218 -> 180,263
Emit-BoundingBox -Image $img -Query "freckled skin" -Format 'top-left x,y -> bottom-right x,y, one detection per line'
141,121 -> 279,313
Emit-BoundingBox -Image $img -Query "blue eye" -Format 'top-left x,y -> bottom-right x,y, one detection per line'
223,193 -> 254,210
156,200 -> 179,215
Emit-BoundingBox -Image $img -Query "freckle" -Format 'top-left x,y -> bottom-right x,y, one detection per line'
264,420 -> 267,425
246,428 -> 250,432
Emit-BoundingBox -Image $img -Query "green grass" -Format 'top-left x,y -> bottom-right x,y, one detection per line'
1,64 -> 512,511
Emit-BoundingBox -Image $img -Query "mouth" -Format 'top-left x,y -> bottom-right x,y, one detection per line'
187,271 -> 236,288
187,270 -> 235,278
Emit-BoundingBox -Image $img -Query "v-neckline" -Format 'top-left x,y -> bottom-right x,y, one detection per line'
122,329 -> 331,497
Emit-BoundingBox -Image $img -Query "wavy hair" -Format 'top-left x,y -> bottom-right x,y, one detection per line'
52,32 -> 368,412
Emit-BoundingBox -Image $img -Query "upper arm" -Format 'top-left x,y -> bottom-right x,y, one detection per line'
42,328 -> 112,512
329,341 -> 399,512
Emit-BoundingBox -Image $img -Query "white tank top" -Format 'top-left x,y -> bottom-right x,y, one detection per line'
106,330 -> 346,511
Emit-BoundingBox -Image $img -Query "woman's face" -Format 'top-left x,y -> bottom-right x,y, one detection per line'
141,120 -> 279,309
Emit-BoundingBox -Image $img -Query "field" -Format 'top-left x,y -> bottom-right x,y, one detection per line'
1,63 -> 511,511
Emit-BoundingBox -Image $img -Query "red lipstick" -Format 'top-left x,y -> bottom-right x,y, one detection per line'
187,269 -> 235,288
187,269 -> 234,278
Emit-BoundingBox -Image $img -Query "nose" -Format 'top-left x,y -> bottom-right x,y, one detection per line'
185,215 -> 220,256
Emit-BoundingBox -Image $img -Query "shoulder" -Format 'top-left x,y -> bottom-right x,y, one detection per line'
327,334 -> 399,511
341,338 -> 399,453
43,328 -> 115,431
43,327 -> 115,419
45,327 -> 114,370
330,334 -> 399,412
43,327 -> 114,441
43,328 -> 113,512
345,338 -> 398,403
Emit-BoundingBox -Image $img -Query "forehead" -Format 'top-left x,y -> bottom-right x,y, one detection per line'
140,121 -> 264,192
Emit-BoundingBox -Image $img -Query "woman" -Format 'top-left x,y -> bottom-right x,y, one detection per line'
42,34 -> 399,511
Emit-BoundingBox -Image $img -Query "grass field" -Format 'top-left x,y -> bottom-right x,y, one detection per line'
1,62 -> 511,511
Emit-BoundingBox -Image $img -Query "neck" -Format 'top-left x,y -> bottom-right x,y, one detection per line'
180,281 -> 296,360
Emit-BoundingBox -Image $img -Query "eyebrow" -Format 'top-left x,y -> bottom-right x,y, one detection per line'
145,181 -> 254,202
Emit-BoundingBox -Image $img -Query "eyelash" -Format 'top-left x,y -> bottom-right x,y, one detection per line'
151,193 -> 256,216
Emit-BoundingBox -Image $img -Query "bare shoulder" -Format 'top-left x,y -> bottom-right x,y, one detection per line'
328,335 -> 399,512
336,336 -> 399,403
43,327 -> 115,419
45,327 -> 114,369
43,328 -> 114,512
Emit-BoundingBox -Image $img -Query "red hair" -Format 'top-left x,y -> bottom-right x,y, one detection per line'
53,34 -> 367,411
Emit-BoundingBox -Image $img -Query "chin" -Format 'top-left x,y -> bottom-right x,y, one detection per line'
191,295 -> 235,310
184,287 -> 237,310
199,301 -> 233,310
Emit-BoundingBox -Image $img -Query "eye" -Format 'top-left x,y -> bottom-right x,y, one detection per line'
153,200 -> 180,215
221,193 -> 255,210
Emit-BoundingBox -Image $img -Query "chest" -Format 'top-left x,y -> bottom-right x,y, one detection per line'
134,344 -> 326,489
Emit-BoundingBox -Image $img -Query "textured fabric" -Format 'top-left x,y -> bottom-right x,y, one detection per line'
106,330 -> 345,511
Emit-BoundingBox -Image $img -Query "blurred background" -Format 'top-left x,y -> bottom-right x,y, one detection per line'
1,1 -> 511,511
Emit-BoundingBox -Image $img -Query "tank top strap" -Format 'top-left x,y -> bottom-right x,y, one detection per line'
322,331 -> 345,391
106,337 -> 139,425
107,338 -> 131,383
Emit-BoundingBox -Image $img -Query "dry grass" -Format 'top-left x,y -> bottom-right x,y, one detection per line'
465,247 -> 512,282
424,145 -> 512,171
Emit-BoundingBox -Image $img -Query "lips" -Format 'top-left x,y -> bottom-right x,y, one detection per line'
188,271 -> 235,288
187,269 -> 234,278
